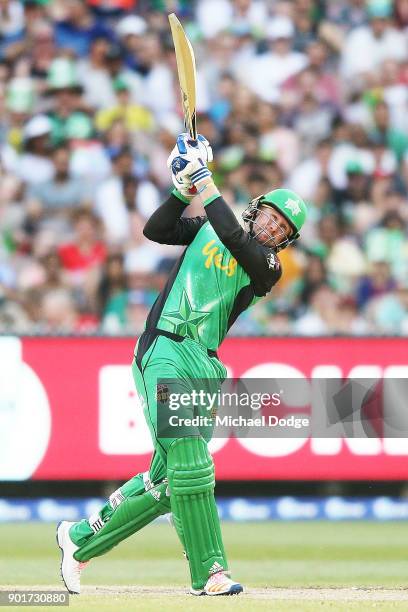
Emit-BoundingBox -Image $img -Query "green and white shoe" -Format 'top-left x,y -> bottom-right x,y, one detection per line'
190,569 -> 243,596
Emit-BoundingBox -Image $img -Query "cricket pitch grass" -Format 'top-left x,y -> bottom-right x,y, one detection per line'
1,521 -> 408,611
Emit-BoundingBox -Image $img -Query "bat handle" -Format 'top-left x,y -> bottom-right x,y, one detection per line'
187,127 -> 198,193
188,122 -> 197,143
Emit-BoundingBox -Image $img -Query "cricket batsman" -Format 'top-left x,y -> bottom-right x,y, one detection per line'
57,133 -> 307,596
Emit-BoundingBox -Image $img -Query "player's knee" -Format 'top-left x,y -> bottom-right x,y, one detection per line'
167,436 -> 214,495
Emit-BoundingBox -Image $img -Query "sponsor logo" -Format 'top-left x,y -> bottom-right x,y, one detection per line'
0,337 -> 51,480
143,472 -> 164,501
202,240 -> 237,277
149,488 -> 161,501
109,488 -> 125,510
209,561 -> 224,575
172,157 -> 188,173
89,512 -> 105,533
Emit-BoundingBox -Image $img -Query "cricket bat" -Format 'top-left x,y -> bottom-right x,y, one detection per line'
168,13 -> 197,141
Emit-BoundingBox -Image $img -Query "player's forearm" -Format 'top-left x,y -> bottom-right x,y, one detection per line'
143,191 -> 206,246
198,178 -> 246,247
143,193 -> 188,243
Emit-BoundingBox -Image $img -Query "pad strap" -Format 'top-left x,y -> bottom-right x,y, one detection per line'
74,480 -> 171,562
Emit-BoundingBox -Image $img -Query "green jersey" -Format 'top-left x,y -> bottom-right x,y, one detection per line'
143,193 -> 282,352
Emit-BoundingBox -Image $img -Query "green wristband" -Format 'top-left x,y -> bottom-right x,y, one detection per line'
171,188 -> 191,204
203,193 -> 220,208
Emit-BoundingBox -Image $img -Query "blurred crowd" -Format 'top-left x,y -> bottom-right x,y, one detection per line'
1,0 -> 408,336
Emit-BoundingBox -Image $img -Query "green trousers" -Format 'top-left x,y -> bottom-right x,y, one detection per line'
70,334 -> 229,590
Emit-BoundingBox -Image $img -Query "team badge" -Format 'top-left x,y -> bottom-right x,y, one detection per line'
284,198 -> 301,216
266,252 -> 279,270
156,383 -> 170,404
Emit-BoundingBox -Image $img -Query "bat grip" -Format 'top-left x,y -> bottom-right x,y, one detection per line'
187,129 -> 197,193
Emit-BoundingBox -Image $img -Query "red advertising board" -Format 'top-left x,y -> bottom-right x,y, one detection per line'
1,336 -> 408,481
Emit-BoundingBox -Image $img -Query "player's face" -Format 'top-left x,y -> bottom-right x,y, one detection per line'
253,204 -> 293,249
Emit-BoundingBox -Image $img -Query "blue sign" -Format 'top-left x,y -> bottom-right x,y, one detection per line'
1,497 -> 408,522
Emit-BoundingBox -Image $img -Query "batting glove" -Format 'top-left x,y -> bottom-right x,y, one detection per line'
167,133 -> 213,193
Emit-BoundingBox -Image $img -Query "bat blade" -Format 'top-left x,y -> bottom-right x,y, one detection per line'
168,13 -> 197,140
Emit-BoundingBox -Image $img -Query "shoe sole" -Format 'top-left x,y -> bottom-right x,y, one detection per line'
206,583 -> 244,596
190,589 -> 205,596
56,521 -> 79,595
190,584 -> 243,596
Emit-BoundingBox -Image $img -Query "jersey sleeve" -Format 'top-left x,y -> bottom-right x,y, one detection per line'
143,193 -> 207,246
204,196 -> 282,296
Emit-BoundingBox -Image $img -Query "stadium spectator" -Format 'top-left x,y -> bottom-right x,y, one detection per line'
115,14 -> 147,72
196,0 -> 268,40
58,208 -> 107,303
0,0 -> 25,58
95,76 -> 153,133
245,15 -> 308,103
293,254 -> 329,307
77,37 -> 116,109
294,284 -> 340,335
17,115 -> 54,185
256,102 -> 299,174
356,260 -> 396,307
46,57 -> 92,146
39,287 -> 79,332
94,146 -> 159,244
367,281 -> 408,334
340,0 -> 406,81
369,101 -> 408,163
28,146 -> 91,218
288,138 -> 333,201
133,32 -> 176,116
54,0 -> 113,58
98,253 -> 126,310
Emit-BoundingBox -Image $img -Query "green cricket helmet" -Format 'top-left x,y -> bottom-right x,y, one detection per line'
242,188 -> 307,251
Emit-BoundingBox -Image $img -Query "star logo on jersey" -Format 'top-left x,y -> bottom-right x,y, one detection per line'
284,198 -> 301,216
161,290 -> 210,341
